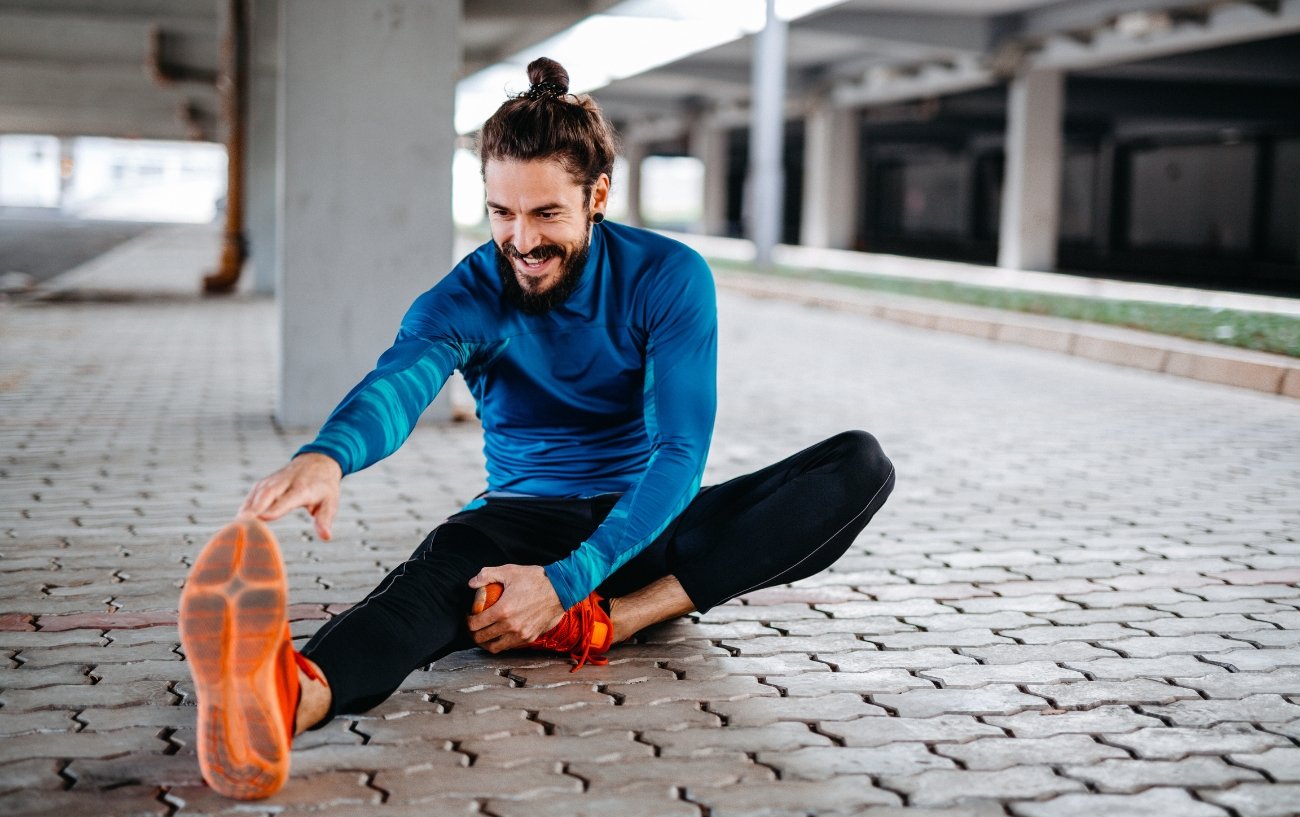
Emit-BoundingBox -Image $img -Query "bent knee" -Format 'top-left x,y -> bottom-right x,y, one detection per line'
831,429 -> 894,494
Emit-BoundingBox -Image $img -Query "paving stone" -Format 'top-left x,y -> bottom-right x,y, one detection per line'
486,783 -> 698,817
1025,679 -> 1201,708
871,582 -> 997,601
882,766 -> 1085,806
509,660 -> 677,687
0,680 -> 177,711
999,622 -> 1145,644
709,693 -> 887,727
765,669 -> 934,697
289,740 -> 466,777
1158,600 -> 1299,618
543,699 -> 721,735
1199,783 -> 1300,817
0,708 -> 79,735
674,653 -> 830,680
1201,647 -> 1300,671
1233,629 -> 1300,648
1142,694 -> 1300,727
0,785 -> 169,817
721,633 -> 870,657
568,756 -> 776,790
699,603 -> 829,624
645,721 -> 833,758
819,714 -> 1005,747
821,647 -> 975,672
1063,655 -> 1227,680
688,776 -> 902,816
0,664 -> 93,688
0,757 -> 65,793
1035,606 -> 1169,626
870,628 -> 1016,649
433,682 -> 615,713
771,616 -> 917,638
936,734 -> 1129,770
612,677 -> 778,706
902,611 -> 1047,631
1228,747 -> 1300,782
872,684 -> 1050,718
762,743 -> 956,780
0,726 -> 162,763
360,708 -> 543,744
1012,788 -> 1230,817
1106,724 -> 1291,759
463,731 -> 653,767
1178,668 -> 1300,699
1096,634 -> 1242,658
1063,756 -> 1265,793
1134,614 -> 1278,636
985,705 -> 1164,737
920,661 -> 1087,688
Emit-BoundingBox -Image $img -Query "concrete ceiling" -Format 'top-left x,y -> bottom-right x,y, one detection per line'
1,0 -> 1297,143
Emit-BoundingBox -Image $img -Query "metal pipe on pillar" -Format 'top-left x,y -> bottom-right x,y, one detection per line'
748,0 -> 787,269
203,0 -> 250,294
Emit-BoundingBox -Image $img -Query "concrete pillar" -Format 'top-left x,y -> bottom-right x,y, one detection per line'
749,0 -> 787,268
800,102 -> 859,249
997,69 -> 1064,271
247,0 -> 278,295
623,141 -> 645,228
689,120 -> 728,236
278,0 -> 458,428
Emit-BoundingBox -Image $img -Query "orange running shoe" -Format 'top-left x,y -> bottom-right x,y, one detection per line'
179,517 -> 318,800
472,582 -> 614,672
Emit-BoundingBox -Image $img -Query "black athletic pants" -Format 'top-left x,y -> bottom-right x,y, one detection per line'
301,430 -> 895,722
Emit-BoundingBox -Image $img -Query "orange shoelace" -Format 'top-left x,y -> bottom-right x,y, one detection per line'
530,594 -> 611,672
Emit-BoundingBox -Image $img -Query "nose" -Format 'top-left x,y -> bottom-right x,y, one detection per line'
511,218 -> 539,256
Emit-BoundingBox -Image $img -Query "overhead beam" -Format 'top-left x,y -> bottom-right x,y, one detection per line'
795,9 -> 995,54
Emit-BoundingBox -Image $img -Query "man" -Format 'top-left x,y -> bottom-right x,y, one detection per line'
179,57 -> 895,800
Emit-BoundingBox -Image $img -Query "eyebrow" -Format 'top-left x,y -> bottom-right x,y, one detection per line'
485,200 -> 567,214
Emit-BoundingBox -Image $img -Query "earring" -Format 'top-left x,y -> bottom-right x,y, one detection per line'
592,212 -> 605,224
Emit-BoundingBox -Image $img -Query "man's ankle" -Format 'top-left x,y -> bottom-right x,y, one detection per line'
293,659 -> 332,736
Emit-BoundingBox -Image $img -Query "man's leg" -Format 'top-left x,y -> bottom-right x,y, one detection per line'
599,430 -> 895,634
296,522 -> 507,725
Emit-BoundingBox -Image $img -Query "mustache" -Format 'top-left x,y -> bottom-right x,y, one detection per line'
500,242 -> 564,261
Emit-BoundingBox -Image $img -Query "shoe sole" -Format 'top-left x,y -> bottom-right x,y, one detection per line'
179,517 -> 291,800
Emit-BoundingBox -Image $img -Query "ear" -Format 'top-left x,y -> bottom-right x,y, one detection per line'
589,173 -> 611,218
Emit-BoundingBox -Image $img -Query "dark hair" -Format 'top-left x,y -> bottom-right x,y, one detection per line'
477,57 -> 619,202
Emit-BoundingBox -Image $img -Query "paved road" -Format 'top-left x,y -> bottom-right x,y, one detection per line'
1,227 -> 1298,816
0,209 -> 160,285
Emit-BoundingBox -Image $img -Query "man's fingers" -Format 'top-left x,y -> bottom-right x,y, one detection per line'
260,483 -> 310,521
313,494 -> 338,541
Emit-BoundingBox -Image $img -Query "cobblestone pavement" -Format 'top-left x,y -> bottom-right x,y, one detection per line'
2,227 -> 1299,816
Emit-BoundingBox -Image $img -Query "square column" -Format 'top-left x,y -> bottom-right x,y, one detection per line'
801,103 -> 860,249
998,69 -> 1064,272
748,0 -> 787,268
278,0 -> 458,427
247,0 -> 278,295
689,120 -> 729,236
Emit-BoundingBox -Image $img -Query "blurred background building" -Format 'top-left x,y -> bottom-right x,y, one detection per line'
1,0 -> 1297,422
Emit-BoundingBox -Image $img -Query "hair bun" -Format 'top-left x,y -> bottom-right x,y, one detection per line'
526,57 -> 570,95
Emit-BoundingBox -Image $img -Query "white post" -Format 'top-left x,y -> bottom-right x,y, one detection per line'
998,69 -> 1064,271
801,102 -> 859,249
278,0 -> 458,427
623,141 -> 645,228
749,0 -> 787,268
689,120 -> 729,236
247,0 -> 278,295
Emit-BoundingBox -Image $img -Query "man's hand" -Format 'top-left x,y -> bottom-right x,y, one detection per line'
238,453 -> 343,541
467,565 -> 564,653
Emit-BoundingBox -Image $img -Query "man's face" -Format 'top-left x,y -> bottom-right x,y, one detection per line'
484,158 -> 607,314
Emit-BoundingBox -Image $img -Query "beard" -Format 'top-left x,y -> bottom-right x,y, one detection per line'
494,224 -> 591,315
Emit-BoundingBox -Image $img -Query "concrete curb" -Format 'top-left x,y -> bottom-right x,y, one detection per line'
717,270 -> 1300,401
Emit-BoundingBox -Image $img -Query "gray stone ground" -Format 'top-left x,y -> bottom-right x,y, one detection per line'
2,226 -> 1299,816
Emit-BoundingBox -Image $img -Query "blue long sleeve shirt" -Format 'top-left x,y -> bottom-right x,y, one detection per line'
297,221 -> 718,609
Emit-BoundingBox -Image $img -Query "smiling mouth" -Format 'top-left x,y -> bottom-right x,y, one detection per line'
514,255 -> 555,276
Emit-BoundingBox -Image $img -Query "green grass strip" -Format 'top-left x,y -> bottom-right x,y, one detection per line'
708,258 -> 1300,359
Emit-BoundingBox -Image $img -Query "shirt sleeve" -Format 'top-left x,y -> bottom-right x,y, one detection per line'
543,250 -> 718,609
296,299 -> 473,476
